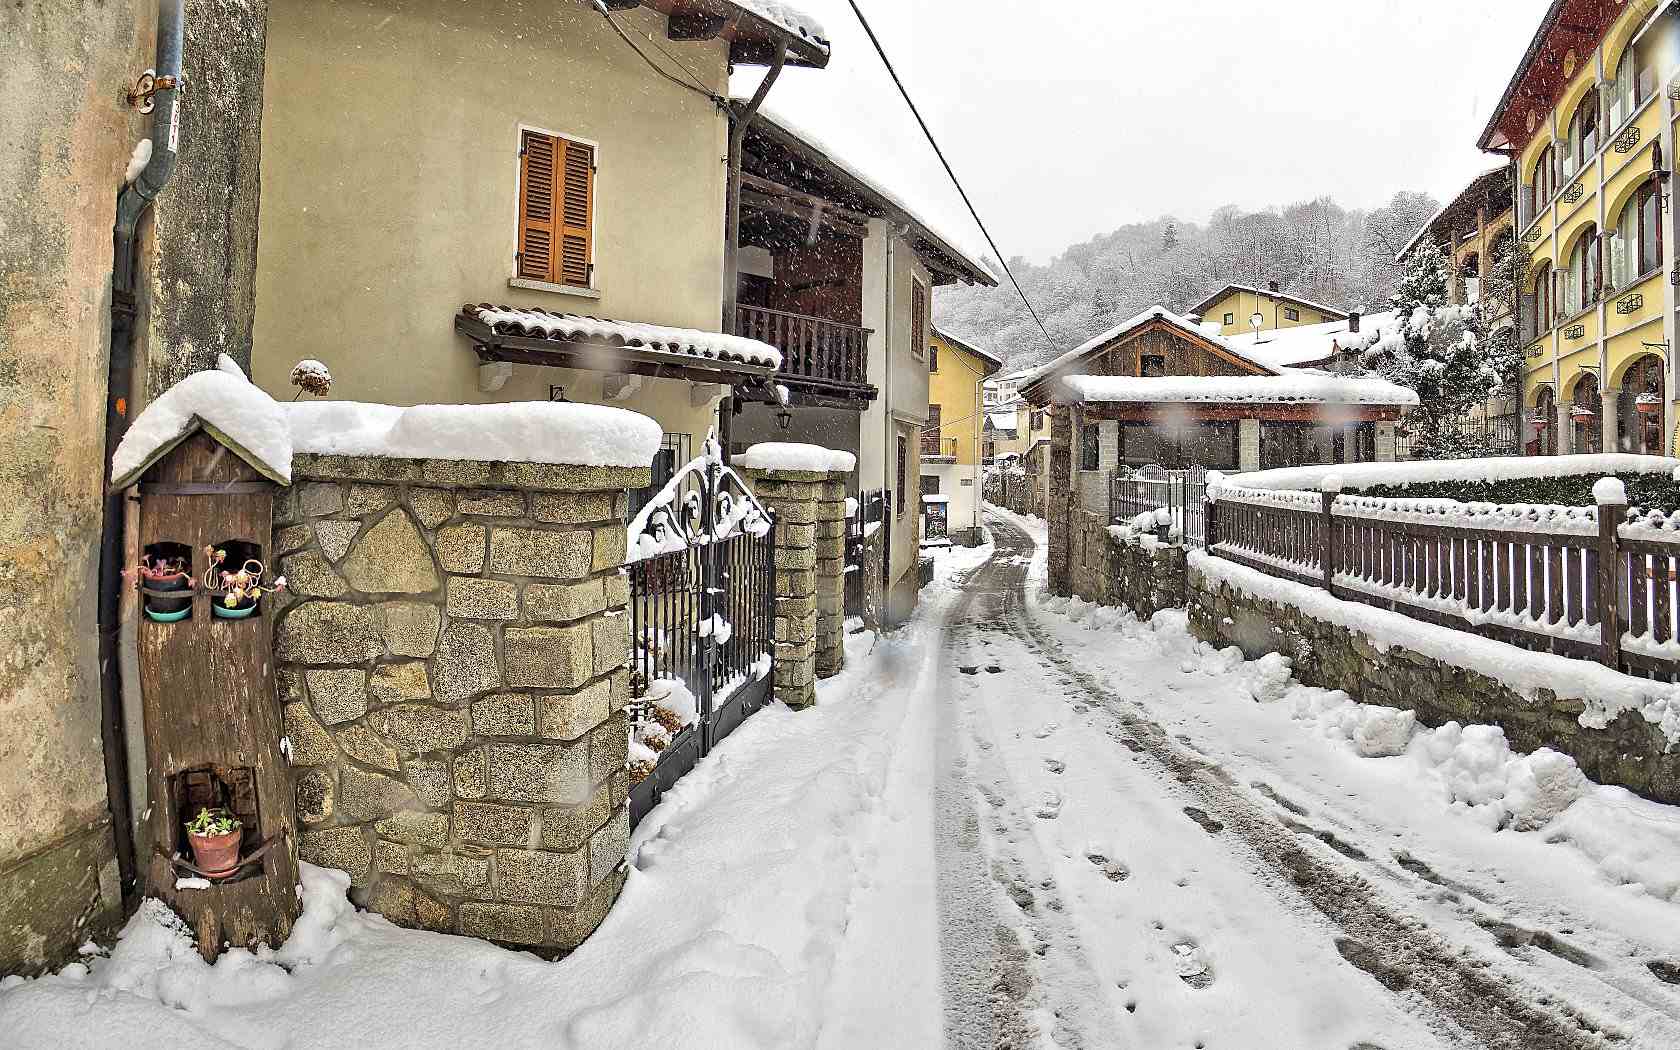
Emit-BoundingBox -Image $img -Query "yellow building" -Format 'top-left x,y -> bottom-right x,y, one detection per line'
1480,0 -> 1677,455
1188,283 -> 1348,339
924,327 -> 1002,542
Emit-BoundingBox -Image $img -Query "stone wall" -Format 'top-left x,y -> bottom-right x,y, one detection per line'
1189,560 -> 1680,805
0,0 -> 149,975
814,477 -> 847,678
272,453 -> 648,953
1062,506 -> 1188,618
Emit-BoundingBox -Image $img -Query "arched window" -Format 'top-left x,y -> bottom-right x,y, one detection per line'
1619,355 -> 1666,454
1565,86 -> 1599,176
1571,372 -> 1602,454
1612,180 -> 1662,287
1531,261 -> 1553,333
1609,44 -> 1654,128
1531,387 -> 1558,456
1532,143 -> 1556,208
1563,226 -> 1600,315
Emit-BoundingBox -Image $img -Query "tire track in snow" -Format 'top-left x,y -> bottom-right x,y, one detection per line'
986,511 -> 1629,1050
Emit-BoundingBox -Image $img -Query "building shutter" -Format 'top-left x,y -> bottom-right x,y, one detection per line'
559,138 -> 595,287
923,404 -> 942,456
1519,292 -> 1536,343
518,130 -> 558,282
911,281 -> 926,357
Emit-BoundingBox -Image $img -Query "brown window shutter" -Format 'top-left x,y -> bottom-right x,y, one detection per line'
923,404 -> 942,456
559,138 -> 595,288
911,281 -> 926,355
518,131 -> 558,282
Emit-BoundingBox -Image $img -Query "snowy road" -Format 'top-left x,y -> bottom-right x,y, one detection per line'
927,510 -> 1680,1050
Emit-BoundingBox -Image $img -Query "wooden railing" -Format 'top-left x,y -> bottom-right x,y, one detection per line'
1206,481 -> 1680,681
734,305 -> 872,391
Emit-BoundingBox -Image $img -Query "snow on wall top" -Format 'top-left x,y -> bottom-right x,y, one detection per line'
729,0 -> 829,53
1017,306 -> 1283,389
463,304 -> 782,370
111,358 -> 294,487
1058,373 -> 1419,407
114,363 -> 663,486
1232,454 -> 1680,493
735,442 -> 857,473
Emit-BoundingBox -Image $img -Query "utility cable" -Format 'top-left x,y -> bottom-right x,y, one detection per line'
843,0 -> 1054,350
594,1 -> 724,105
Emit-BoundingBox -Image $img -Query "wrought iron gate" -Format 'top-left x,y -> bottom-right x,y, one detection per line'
626,440 -> 776,825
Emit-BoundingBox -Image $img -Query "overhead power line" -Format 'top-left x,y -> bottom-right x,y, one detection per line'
843,0 -> 1054,350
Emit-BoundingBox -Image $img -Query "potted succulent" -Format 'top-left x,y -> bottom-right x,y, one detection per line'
184,806 -> 243,878
127,554 -> 194,622
204,547 -> 285,619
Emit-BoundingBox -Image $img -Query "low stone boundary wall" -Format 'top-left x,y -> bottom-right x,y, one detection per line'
272,453 -> 648,953
1190,554 -> 1680,805
1060,504 -> 1187,619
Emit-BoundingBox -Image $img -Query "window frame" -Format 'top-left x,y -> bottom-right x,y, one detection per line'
1567,86 -> 1599,173
1222,312 -> 1234,325
1080,422 -> 1100,472
928,342 -> 939,373
1282,306 -> 1300,322
910,278 -> 928,360
1531,260 -> 1553,332
512,123 -> 601,296
1619,179 -> 1663,285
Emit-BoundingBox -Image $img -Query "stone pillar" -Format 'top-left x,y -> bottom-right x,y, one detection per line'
743,469 -> 820,709
1558,393 -> 1574,454
1602,389 -> 1620,453
1048,406 -> 1074,596
1238,418 -> 1262,472
814,477 -> 848,679
272,453 -> 648,956
1375,421 -> 1398,462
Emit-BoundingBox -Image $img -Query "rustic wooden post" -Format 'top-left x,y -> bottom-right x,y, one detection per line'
1321,479 -> 1341,595
1595,477 -> 1626,670
125,431 -> 301,960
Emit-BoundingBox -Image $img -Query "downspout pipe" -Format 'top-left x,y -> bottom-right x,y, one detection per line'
101,0 -> 186,905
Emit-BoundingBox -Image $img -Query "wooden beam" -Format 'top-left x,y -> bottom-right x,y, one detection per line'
668,10 -> 729,40
741,172 -> 876,228
741,187 -> 868,240
456,318 -> 776,386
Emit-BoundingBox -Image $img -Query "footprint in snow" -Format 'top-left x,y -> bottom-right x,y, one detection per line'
985,664 -> 1003,673
1034,723 -> 1058,739
1035,792 -> 1063,819
1072,702 -> 1088,713
1086,853 -> 1129,881
1172,942 -> 1213,988
959,665 -> 980,675
1043,758 -> 1066,774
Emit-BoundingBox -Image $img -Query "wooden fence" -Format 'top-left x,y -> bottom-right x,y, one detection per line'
1206,481 -> 1680,681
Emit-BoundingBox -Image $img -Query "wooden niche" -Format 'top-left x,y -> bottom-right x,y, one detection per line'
133,430 -> 300,959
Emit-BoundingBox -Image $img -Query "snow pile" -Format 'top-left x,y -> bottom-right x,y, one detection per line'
734,442 -> 856,473
466,305 -> 782,369
1059,372 -> 1419,407
1232,453 -> 1680,493
286,400 -> 661,469
111,354 -> 293,485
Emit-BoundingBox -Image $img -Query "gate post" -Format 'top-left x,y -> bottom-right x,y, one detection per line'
814,477 -> 849,678
741,467 -> 821,709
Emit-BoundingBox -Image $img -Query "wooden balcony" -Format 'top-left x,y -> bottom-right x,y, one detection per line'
734,305 -> 876,403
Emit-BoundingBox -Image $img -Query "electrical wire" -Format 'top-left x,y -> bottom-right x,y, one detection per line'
843,0 -> 1054,350
593,1 -> 724,105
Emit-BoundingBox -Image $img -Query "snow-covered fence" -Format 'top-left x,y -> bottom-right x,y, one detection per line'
1207,475 -> 1680,681
1108,466 -> 1207,544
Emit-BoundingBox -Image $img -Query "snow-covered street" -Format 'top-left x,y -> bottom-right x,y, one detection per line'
5,509 -> 1680,1049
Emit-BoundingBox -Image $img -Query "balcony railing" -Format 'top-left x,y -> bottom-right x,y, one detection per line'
921,434 -> 957,458
734,305 -> 872,393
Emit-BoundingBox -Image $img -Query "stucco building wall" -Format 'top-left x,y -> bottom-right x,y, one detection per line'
0,0 -> 149,973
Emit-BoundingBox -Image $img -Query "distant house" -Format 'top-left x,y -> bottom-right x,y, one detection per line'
923,327 -> 1002,544
1397,165 -> 1515,317
1189,282 -> 1348,339
1017,307 -> 1415,511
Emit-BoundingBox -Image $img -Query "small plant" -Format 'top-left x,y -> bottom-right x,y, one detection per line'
290,358 -> 332,398
203,547 -> 285,618
126,553 -> 194,620
186,806 -> 240,837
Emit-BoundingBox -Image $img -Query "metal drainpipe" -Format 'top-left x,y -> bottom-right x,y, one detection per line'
100,0 -> 186,905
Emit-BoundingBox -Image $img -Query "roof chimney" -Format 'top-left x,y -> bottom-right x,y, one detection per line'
1267,280 -> 1279,293
1348,310 -> 1361,334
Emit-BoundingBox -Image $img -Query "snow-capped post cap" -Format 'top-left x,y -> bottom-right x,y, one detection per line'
1204,470 -> 1224,501
1592,476 -> 1627,506
1319,472 -> 1344,495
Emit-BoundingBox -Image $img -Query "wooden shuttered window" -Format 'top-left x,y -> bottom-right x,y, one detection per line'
923,404 -> 942,456
910,279 -> 927,358
518,129 -> 595,287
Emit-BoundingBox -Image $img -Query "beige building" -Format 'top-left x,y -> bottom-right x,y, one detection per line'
251,0 -> 829,475
1189,282 -> 1348,339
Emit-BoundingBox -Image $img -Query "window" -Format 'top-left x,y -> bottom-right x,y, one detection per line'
910,280 -> 927,359
1531,260 -> 1553,332
1118,422 -> 1237,471
1532,142 -> 1556,210
1222,312 -> 1234,325
1609,45 -> 1654,129
1613,180 -> 1662,287
628,433 -> 690,520
1283,306 -> 1300,322
896,435 -> 908,517
517,128 -> 595,288
1030,409 -> 1044,431
923,404 -> 943,457
1566,86 -> 1599,175
1080,422 -> 1100,471
928,342 -> 939,373
1139,354 -> 1166,377
1563,226 -> 1600,315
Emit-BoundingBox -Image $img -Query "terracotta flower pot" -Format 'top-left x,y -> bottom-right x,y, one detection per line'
187,827 -> 244,878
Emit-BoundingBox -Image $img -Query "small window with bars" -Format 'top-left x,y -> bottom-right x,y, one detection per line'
517,127 -> 596,290
628,433 -> 690,521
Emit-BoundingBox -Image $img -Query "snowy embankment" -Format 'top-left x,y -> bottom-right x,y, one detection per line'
0,543 -> 994,1050
1031,568 -> 1680,907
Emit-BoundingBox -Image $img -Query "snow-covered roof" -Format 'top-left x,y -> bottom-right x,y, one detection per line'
461,304 -> 781,370
730,0 -> 1001,286
1232,453 -> 1680,493
113,359 -> 664,488
1396,166 -> 1511,261
933,325 -> 1004,369
1058,373 -> 1419,408
735,441 -> 857,473
724,0 -> 828,56
985,410 -> 1019,432
1017,306 -> 1281,389
111,355 -> 293,488
1223,311 -> 1397,368
1187,284 -> 1349,322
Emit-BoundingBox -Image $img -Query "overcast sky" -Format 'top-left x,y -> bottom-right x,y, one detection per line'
849,0 -> 1543,264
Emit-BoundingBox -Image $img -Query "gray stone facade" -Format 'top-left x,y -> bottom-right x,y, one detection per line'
1188,563 -> 1680,806
273,453 -> 648,953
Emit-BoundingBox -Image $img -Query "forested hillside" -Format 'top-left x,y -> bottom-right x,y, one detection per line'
935,192 -> 1440,371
